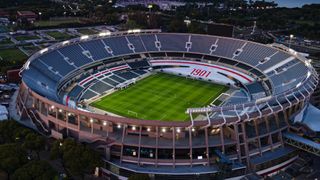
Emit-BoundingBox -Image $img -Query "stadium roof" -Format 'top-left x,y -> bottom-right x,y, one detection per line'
298,104 -> 320,132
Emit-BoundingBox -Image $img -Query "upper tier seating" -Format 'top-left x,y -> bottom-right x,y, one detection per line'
22,33 -> 311,104
80,39 -> 112,61
40,51 -> 76,76
127,60 -> 150,69
59,44 -> 93,67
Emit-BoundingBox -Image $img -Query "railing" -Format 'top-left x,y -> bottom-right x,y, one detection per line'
283,132 -> 320,156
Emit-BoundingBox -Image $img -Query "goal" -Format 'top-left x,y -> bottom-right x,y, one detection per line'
127,110 -> 138,117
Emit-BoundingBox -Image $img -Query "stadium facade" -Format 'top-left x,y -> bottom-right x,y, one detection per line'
16,29 -> 318,179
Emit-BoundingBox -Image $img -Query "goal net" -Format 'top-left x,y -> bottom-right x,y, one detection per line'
127,110 -> 138,117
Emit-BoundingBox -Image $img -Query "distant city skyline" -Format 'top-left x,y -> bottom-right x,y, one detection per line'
267,0 -> 319,8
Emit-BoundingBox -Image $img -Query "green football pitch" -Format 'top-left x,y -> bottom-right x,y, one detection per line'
90,73 -> 228,121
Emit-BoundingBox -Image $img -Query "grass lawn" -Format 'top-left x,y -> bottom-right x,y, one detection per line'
0,48 -> 28,73
46,31 -> 74,40
35,18 -> 82,27
0,48 -> 27,61
77,28 -> 97,35
15,35 -> 40,41
91,73 -> 228,121
0,38 -> 13,45
22,45 -> 41,54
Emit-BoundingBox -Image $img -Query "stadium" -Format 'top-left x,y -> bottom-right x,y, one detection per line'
16,29 -> 318,179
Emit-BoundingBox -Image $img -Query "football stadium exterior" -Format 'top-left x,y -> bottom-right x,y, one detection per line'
16,29 -> 318,179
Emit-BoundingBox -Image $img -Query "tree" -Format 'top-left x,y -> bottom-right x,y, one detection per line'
0,120 -> 32,144
50,139 -> 103,179
168,18 -> 187,33
128,174 -> 150,180
22,133 -> 46,159
0,144 -> 28,177
12,160 -> 58,180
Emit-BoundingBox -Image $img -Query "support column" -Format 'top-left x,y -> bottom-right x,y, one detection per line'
155,126 -> 159,167
137,126 -> 142,166
120,125 -> 126,164
279,130 -> 285,148
39,100 -> 42,114
189,127 -> 193,167
241,122 -> 250,170
204,127 -> 210,165
265,117 -> 273,151
253,119 -> 262,156
234,124 -> 241,162
172,127 -> 176,168
220,126 -> 225,154
66,111 -> 69,136
77,114 -> 80,131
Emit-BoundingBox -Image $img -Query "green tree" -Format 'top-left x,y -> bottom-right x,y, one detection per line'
0,144 -> 28,177
12,160 -> 58,180
22,133 -> 46,159
168,18 -> 187,33
50,139 -> 103,179
128,174 -> 150,180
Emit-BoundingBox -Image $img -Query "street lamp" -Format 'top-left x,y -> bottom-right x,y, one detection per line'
38,12 -> 42,21
289,34 -> 294,49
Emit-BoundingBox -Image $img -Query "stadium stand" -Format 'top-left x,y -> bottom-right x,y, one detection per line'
17,30 -> 318,179
127,60 -> 150,69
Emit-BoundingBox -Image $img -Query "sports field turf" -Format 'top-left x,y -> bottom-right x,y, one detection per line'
91,73 -> 228,121
46,31 -> 74,40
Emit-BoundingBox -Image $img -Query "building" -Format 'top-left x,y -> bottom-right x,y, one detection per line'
7,69 -> 21,83
17,30 -> 318,179
17,11 -> 37,23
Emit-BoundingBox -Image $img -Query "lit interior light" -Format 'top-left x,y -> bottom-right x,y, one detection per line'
99,31 -> 111,36
40,48 -> 48,54
307,71 -> 311,78
25,60 -> 31,70
176,128 -> 181,133
296,82 -> 302,88
80,35 -> 89,40
103,121 -> 107,126
132,29 -> 141,33
62,40 -> 69,45
117,124 -> 121,129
